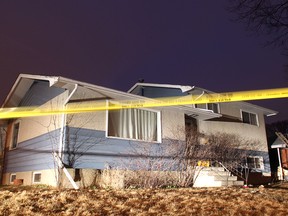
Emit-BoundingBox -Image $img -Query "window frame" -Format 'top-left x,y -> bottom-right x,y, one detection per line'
10,120 -> 21,150
32,172 -> 42,184
106,103 -> 162,143
10,173 -> 16,184
206,103 -> 220,113
247,156 -> 264,170
241,110 -> 259,126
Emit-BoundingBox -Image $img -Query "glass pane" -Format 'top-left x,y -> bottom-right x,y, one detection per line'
12,123 -> 20,148
34,173 -> 41,182
10,174 -> 16,183
250,113 -> 257,126
242,112 -> 250,124
108,108 -> 158,141
207,103 -> 218,113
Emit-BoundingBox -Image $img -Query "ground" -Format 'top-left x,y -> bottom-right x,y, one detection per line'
1,184 -> 288,215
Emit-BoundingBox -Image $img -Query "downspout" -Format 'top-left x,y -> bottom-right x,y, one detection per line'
57,84 -> 78,189
58,84 -> 78,159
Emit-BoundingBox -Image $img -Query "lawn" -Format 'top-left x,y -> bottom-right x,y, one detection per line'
0,184 -> 288,215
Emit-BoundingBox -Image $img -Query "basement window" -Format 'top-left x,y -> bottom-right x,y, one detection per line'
33,172 -> 42,183
10,174 -> 16,183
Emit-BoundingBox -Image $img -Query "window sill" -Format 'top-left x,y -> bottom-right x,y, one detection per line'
107,135 -> 161,144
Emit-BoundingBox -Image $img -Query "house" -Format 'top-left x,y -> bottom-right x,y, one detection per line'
271,132 -> 288,180
0,74 -> 276,188
128,83 -> 277,185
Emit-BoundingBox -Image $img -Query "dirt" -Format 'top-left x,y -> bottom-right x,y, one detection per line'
0,185 -> 288,215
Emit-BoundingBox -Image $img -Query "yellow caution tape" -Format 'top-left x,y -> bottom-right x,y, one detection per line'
0,87 -> 287,119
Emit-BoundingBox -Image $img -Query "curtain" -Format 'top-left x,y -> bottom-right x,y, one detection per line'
108,108 -> 158,141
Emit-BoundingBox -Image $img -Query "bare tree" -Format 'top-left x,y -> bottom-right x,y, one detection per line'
229,0 -> 288,54
44,100 -> 105,188
116,123 -> 258,188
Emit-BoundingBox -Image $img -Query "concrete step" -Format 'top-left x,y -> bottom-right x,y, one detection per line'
201,167 -> 225,172
193,167 -> 244,187
214,175 -> 238,181
233,180 -> 245,186
199,170 -> 231,176
221,180 -> 244,186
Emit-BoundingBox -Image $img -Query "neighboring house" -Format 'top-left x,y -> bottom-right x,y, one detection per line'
271,132 -> 288,180
0,74 -> 276,188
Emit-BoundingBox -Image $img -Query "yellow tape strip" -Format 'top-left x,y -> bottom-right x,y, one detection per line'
0,87 -> 287,119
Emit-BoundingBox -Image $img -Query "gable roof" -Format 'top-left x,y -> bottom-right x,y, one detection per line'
2,74 -> 221,121
128,82 -> 277,117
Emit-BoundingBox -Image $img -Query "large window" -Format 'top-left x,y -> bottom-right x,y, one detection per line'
11,122 -> 20,149
108,108 -> 160,142
242,111 -> 258,126
247,156 -> 264,170
207,103 -> 219,113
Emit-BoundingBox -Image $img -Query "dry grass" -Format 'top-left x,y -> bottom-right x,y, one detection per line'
0,185 -> 288,215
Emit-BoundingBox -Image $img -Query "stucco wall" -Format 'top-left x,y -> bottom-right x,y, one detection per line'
2,169 -> 57,186
198,120 -> 268,152
66,104 -> 106,131
17,91 -> 68,143
161,109 -> 185,141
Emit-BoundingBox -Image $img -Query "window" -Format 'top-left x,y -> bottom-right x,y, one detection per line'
247,156 -> 264,170
11,122 -> 20,149
207,103 -> 219,113
33,172 -> 42,183
10,174 -> 16,183
108,107 -> 160,142
242,111 -> 258,126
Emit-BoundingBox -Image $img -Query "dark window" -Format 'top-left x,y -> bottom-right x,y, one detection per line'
10,174 -> 16,183
207,103 -> 219,113
247,156 -> 263,169
11,122 -> 20,149
242,111 -> 258,126
33,173 -> 41,183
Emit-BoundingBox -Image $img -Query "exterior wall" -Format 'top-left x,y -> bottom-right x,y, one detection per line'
61,169 -> 125,189
66,105 -> 106,131
4,130 -> 59,173
161,109 -> 186,141
219,102 -> 242,118
198,112 -> 268,152
3,89 -> 68,177
60,106 -> 186,171
2,169 -> 57,186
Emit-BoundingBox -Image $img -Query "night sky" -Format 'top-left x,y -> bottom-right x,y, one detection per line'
0,1 -> 287,123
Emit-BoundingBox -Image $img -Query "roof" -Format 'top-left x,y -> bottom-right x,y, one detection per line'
128,82 -> 277,117
271,137 -> 288,149
2,74 -> 221,121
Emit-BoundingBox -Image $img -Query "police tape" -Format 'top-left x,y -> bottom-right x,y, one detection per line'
0,87 -> 287,119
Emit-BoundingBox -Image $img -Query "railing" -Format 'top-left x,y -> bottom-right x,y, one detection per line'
213,160 -> 249,183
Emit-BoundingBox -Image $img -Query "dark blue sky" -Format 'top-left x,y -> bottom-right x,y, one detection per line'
0,0 -> 287,123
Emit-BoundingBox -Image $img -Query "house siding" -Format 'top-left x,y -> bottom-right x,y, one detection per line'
63,127 -> 181,170
130,86 -> 187,98
4,129 -> 59,173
